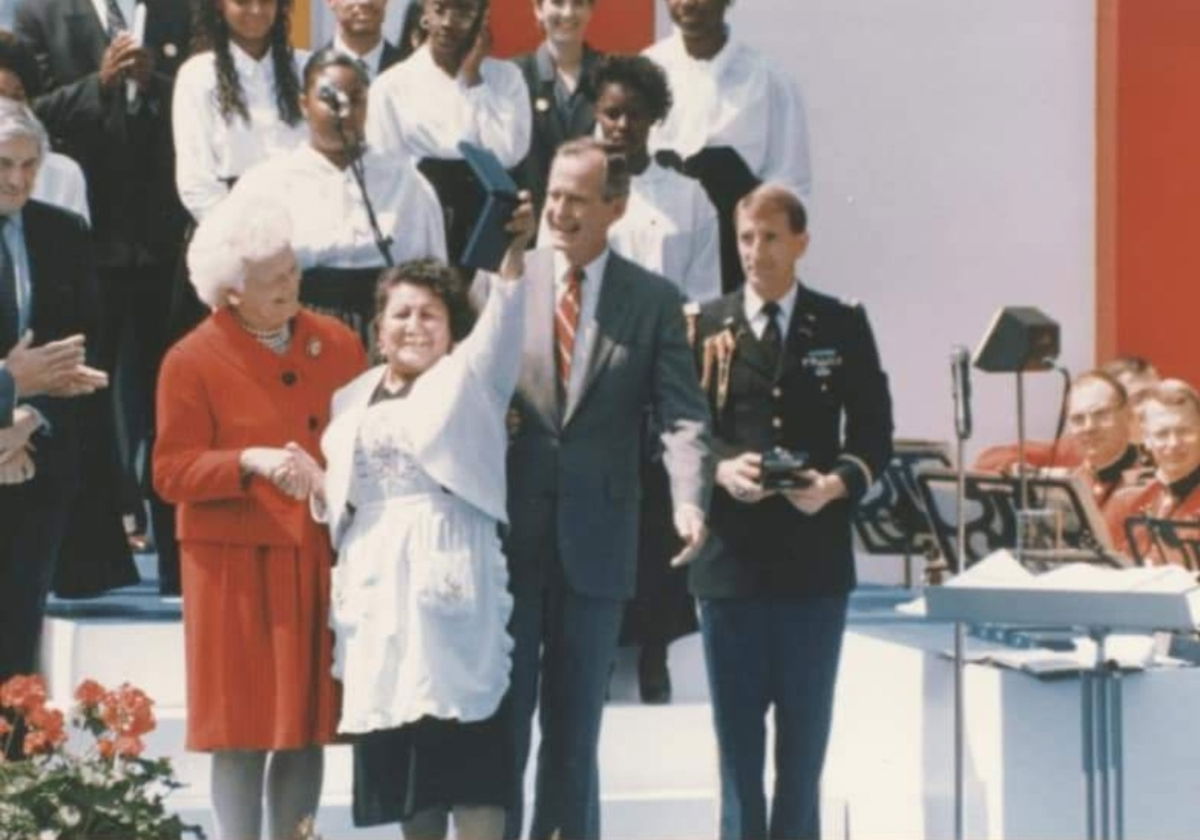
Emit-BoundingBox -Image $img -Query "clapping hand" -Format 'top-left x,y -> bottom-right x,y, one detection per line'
4,332 -> 108,398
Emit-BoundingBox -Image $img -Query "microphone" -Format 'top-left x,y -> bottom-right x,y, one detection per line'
950,344 -> 973,440
317,82 -> 350,115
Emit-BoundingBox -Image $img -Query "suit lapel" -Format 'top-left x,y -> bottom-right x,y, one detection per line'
22,205 -> 56,337
565,255 -> 634,425
517,249 -> 560,431
68,0 -> 109,61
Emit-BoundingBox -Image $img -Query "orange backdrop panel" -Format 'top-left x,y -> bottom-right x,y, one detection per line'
292,0 -> 655,56
474,0 -> 655,58
1097,0 -> 1200,384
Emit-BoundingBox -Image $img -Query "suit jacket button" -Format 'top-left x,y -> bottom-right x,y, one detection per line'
772,387 -> 782,398
772,417 -> 782,429
281,371 -> 297,386
308,416 -> 319,431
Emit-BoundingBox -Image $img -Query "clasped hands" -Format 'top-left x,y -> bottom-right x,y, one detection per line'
0,406 -> 41,485
240,443 -> 324,501
716,451 -> 847,514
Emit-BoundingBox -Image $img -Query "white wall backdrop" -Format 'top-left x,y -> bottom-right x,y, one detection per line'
698,0 -> 1097,457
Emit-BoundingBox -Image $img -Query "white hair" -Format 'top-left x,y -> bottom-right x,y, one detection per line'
187,194 -> 294,308
0,98 -> 48,162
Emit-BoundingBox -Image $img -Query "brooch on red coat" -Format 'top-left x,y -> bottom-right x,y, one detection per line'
307,337 -> 322,359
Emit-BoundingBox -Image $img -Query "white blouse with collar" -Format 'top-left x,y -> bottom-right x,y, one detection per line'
231,144 -> 447,270
366,44 -> 531,167
172,44 -> 310,221
644,29 -> 811,201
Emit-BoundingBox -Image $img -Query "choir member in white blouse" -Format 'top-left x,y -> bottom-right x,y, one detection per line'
644,0 -> 810,291
173,0 -> 309,222
366,0 -> 531,262
231,49 -> 447,345
232,50 -> 446,272
562,53 -> 719,305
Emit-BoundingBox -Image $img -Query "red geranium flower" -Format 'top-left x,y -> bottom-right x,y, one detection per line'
74,679 -> 106,709
96,737 -> 115,759
101,683 -> 156,738
0,674 -> 47,715
112,735 -> 145,758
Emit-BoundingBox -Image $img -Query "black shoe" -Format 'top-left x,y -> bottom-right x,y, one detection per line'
638,645 -> 671,704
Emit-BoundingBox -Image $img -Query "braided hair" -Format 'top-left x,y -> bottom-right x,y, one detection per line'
190,0 -> 303,127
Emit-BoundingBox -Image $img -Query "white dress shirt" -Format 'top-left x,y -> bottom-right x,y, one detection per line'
743,279 -> 798,340
172,45 -> 310,221
366,44 -> 531,166
644,28 -> 812,201
34,153 -> 90,225
552,247 -> 608,407
332,34 -> 385,81
605,160 -> 720,304
231,144 -> 447,269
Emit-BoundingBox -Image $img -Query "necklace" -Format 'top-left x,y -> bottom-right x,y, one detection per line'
238,318 -> 292,355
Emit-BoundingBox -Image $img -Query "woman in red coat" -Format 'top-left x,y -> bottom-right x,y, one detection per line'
154,193 -> 365,840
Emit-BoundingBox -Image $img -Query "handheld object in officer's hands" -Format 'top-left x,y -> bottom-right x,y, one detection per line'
760,447 -> 813,491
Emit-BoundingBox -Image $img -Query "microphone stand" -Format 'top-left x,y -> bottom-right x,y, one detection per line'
950,350 -> 972,840
332,109 -> 393,267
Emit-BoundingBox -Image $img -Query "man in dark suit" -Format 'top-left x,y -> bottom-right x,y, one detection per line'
15,0 -> 190,591
0,100 -> 107,684
326,0 -> 404,81
692,184 -> 893,840
503,137 -> 711,840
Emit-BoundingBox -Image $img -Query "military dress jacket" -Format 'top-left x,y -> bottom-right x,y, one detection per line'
689,284 -> 894,598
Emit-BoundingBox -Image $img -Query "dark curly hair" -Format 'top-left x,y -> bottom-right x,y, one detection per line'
190,0 -> 302,127
588,53 -> 673,125
0,31 -> 40,99
374,259 -> 475,343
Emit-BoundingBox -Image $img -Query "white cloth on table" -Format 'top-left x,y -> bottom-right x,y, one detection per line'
34,152 -> 90,225
366,43 -> 531,167
330,407 -> 513,733
643,28 -> 812,201
172,44 -> 309,221
230,144 -> 447,270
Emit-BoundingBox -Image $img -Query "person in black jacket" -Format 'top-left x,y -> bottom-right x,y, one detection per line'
324,0 -> 404,81
691,184 -> 893,840
15,0 -> 191,592
0,101 -> 107,686
510,0 -> 602,231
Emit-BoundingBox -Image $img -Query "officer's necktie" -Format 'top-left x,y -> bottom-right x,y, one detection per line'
760,300 -> 783,366
105,0 -> 128,39
0,216 -> 18,353
555,265 -> 584,396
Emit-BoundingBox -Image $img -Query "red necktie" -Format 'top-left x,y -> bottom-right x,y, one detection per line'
555,266 -> 584,393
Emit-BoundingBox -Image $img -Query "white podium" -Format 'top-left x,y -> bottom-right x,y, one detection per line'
926,578 -> 1200,840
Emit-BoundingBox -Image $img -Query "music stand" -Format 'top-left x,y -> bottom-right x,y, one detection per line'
851,438 -> 952,585
1123,516 -> 1200,571
915,468 -> 1123,573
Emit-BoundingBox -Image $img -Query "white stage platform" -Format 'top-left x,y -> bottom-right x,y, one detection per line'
37,554 -> 1200,839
